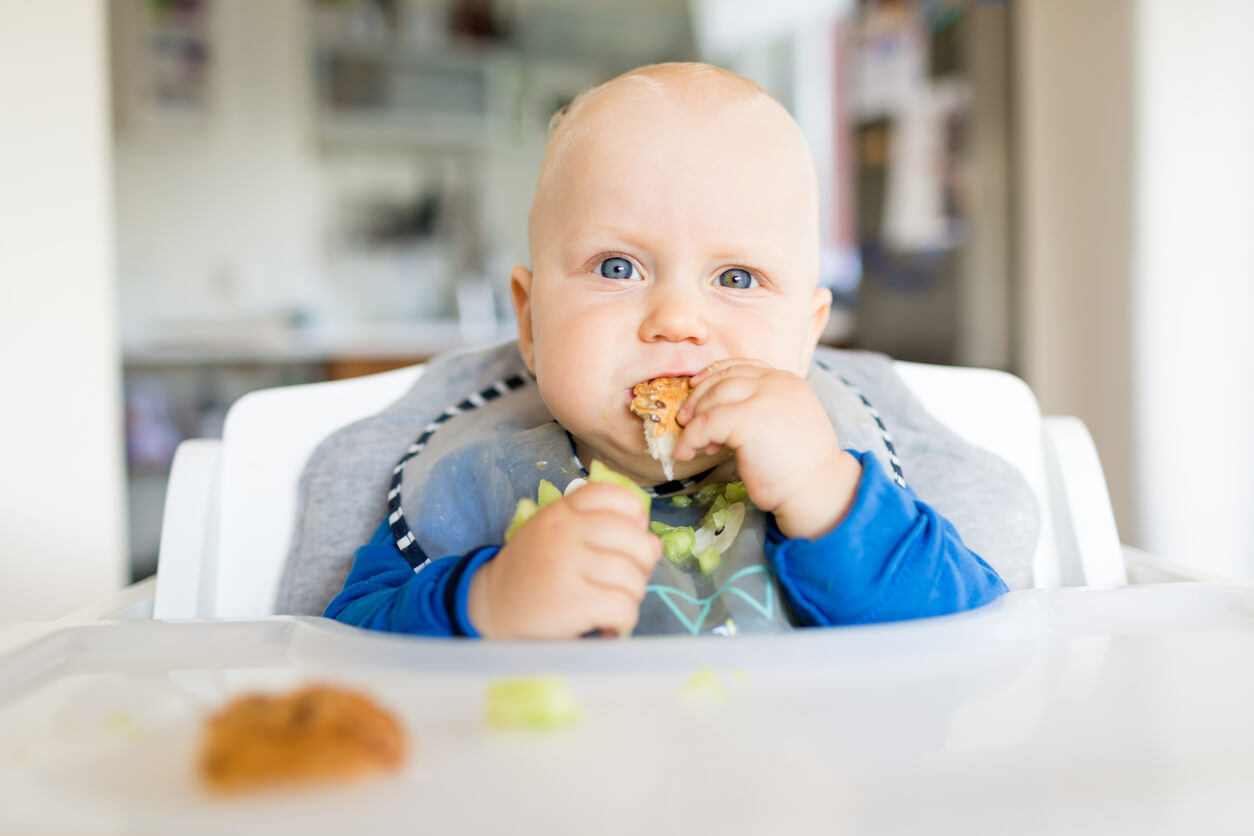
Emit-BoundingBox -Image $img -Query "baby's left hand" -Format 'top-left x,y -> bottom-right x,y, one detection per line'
674,358 -> 863,540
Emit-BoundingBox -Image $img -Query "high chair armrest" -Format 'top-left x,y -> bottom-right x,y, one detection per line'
1122,545 -> 1234,584
154,439 -> 222,619
1041,416 -> 1127,588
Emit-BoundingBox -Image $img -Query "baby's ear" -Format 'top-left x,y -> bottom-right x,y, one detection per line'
803,286 -> 833,366
510,265 -> 537,372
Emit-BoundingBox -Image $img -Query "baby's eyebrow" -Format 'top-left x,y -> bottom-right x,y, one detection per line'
568,225 -> 648,246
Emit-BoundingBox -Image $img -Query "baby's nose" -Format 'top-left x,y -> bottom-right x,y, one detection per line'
637,281 -> 708,344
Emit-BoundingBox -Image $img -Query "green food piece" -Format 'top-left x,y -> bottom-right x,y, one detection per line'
701,494 -> 730,532
587,460 -> 651,517
694,483 -> 723,506
723,481 -> 749,503
696,545 -> 721,575
682,668 -> 723,697
485,676 -> 580,729
649,520 -> 673,536
504,498 -> 538,542
670,494 -> 693,509
536,479 -> 562,508
660,527 -> 696,565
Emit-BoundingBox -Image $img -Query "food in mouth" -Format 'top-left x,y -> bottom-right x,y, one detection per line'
630,376 -> 691,481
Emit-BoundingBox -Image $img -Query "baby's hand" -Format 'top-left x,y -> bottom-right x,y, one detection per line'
467,483 -> 663,639
675,358 -> 863,540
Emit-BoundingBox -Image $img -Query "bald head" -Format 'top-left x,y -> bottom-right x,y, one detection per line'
529,63 -> 820,263
508,62 -> 833,473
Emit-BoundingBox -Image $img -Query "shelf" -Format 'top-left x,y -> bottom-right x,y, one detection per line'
122,319 -> 517,366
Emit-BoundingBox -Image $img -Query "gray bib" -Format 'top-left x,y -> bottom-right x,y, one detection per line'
383,351 -> 897,635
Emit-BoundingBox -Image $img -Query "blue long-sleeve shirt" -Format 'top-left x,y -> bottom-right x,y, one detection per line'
324,451 -> 1008,636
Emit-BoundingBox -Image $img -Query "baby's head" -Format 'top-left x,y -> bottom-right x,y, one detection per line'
510,62 -> 831,483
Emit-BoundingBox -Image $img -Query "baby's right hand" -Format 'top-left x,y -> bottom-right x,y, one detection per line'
467,483 -> 662,639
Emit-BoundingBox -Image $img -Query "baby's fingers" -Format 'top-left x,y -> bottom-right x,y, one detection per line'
584,587 -> 641,637
581,551 -> 653,601
690,357 -> 770,387
563,482 -> 648,523
677,403 -> 749,458
575,514 -> 663,574
679,375 -> 758,426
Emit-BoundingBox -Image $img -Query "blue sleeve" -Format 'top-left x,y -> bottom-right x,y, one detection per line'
323,518 -> 499,637
765,450 -> 1008,626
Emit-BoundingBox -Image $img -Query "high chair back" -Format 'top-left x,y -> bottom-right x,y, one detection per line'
154,358 -> 1126,618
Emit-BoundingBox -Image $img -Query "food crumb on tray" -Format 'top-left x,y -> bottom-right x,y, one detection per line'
485,676 -> 580,730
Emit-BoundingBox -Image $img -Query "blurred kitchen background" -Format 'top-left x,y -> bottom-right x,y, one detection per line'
3,0 -> 1253,617
111,0 -> 1015,581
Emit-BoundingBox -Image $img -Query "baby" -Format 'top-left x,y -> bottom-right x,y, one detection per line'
310,63 -> 1025,638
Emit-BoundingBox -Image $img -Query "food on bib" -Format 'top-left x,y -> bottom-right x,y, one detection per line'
648,482 -> 748,573
486,676 -> 580,729
199,684 -> 405,793
630,376 -> 691,480
650,521 -> 697,565
695,545 -> 722,575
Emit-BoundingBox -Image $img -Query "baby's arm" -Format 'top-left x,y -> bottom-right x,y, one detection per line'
324,519 -> 497,636
766,451 -> 1008,625
326,518 -> 496,636
675,358 -> 1006,623
326,483 -> 662,638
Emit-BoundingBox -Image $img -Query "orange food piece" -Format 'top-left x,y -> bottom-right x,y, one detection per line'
199,684 -> 406,792
630,376 -> 691,438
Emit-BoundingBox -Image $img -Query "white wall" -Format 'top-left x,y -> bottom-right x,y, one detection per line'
1014,0 -> 1137,541
109,0 -> 541,334
1134,0 -> 1254,576
0,0 -> 128,619
110,0 -> 332,328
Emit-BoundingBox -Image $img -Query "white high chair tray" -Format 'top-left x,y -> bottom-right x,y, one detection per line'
2,583 -> 1253,836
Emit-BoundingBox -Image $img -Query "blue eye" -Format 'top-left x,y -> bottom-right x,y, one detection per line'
598,257 -> 639,280
717,268 -> 757,289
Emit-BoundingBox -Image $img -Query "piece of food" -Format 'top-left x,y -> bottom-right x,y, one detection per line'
199,684 -> 405,793
650,521 -> 697,565
506,465 -> 649,544
630,376 -> 691,480
695,544 -> 722,575
670,494 -> 692,509
588,459 -> 651,517
536,479 -> 562,508
710,502 -> 746,553
682,668 -> 724,698
701,494 -> 731,533
485,676 -> 580,729
504,497 -> 539,543
694,482 -> 723,505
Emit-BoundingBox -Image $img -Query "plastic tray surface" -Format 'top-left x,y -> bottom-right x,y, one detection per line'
2,583 -> 1253,835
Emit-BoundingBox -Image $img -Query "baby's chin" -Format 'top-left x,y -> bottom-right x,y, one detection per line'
611,446 -> 734,488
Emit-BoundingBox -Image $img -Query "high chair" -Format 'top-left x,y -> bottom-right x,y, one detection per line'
151,352 -> 1191,619
6,353 -> 1246,836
